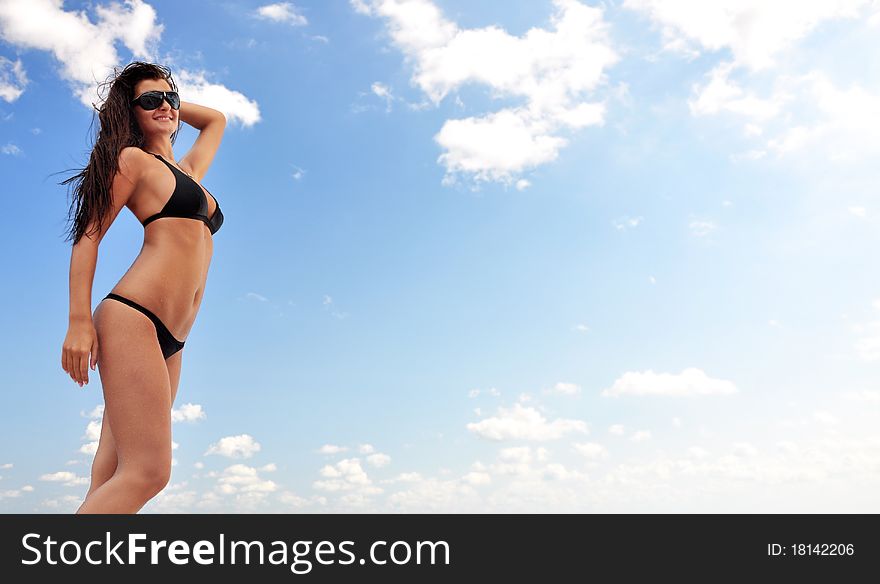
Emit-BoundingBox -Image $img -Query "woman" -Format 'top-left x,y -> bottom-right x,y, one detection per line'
59,61 -> 227,513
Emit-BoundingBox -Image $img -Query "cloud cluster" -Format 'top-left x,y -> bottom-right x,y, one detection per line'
625,0 -> 880,165
0,0 -> 260,125
353,0 -> 620,187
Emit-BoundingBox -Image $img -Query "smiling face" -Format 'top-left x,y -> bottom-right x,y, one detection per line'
132,77 -> 177,138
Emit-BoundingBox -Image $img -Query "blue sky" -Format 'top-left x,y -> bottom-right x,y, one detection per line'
1,0 -> 879,512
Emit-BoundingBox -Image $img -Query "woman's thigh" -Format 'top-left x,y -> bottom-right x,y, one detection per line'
93,300 -> 173,474
166,349 -> 183,405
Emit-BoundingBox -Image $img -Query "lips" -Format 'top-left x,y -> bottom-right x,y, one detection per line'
154,116 -> 173,121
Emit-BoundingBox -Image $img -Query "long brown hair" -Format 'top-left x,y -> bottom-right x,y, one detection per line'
57,61 -> 180,245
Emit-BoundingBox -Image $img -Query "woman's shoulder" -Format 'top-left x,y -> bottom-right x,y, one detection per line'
116,146 -> 151,185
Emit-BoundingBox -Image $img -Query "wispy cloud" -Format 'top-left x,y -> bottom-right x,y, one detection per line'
0,56 -> 28,102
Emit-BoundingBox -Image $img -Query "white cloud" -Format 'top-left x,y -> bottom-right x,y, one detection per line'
84,420 -> 101,442
173,68 -> 261,127
687,61 -> 789,119
545,382 -> 582,395
0,56 -> 28,101
842,390 -> 880,403
461,471 -> 491,485
79,442 -> 98,456
366,453 -> 391,467
255,2 -> 308,26
612,215 -> 643,230
171,403 -> 206,423
83,404 -> 104,419
386,476 -> 482,512
313,458 -> 383,499
353,0 -> 620,186
732,442 -> 758,457
689,219 -> 716,237
39,494 -> 81,509
1,142 -> 21,155
147,482 -> 198,512
0,488 -> 24,500
572,442 -> 609,460
150,465 -> 282,512
766,71 -> 880,163
205,434 -> 261,459
318,444 -> 348,454
542,462 -> 589,481
631,430 -> 652,442
602,367 -> 738,397
277,490 -> 311,508
623,0 -> 869,72
216,464 -> 278,495
468,387 -> 501,398
626,1 -> 880,167
466,402 -> 588,441
0,0 -> 260,126
39,471 -> 88,486
499,446 -> 548,466
370,81 -> 394,112
0,0 -> 162,106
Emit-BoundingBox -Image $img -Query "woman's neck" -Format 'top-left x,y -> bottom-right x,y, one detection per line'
141,138 -> 174,161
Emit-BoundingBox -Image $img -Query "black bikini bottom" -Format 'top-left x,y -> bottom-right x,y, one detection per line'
102,292 -> 185,360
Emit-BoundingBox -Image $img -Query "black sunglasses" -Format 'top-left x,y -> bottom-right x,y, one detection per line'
131,90 -> 180,110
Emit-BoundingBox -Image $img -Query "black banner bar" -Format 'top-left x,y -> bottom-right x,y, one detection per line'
1,514 -> 876,580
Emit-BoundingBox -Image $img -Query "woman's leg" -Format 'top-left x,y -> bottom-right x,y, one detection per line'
84,349 -> 183,497
166,349 -> 183,405
84,409 -> 117,499
76,300 -> 175,514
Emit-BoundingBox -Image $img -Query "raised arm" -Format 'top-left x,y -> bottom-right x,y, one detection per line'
62,147 -> 141,387
177,100 -> 226,182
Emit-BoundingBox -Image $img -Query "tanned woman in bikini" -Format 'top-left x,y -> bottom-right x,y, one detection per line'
60,61 -> 226,513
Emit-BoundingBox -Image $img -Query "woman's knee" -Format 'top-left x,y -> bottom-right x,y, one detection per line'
90,450 -> 117,482
122,461 -> 172,496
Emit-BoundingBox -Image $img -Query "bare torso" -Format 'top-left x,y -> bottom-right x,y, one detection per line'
107,152 -> 218,341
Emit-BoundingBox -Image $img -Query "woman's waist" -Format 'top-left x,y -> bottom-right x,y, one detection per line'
109,264 -> 208,338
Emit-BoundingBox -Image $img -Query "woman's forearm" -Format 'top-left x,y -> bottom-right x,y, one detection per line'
178,100 -> 226,130
69,240 -> 98,322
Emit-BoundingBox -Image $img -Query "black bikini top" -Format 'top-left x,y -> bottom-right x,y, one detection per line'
140,149 -> 224,235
